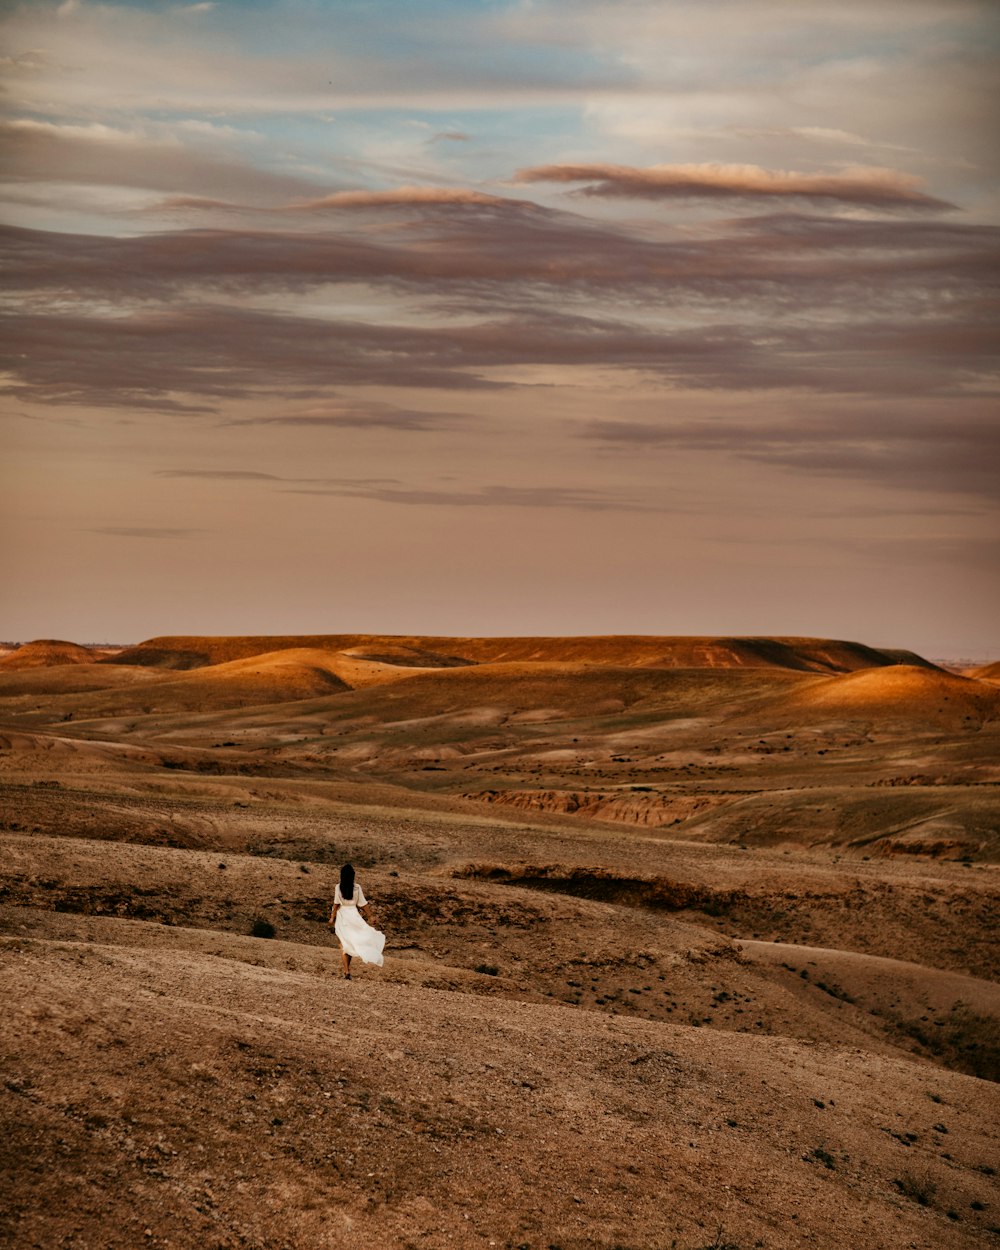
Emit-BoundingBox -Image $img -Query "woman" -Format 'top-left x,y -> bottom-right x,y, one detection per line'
328,862 -> 385,980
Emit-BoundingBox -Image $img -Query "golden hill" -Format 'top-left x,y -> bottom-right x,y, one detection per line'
0,649 -> 473,724
0,663 -> 159,698
0,642 -> 447,707
773,665 -> 1000,728
160,648 -> 353,703
0,639 -> 111,669
157,647 -> 468,703
0,649 -> 355,720
3,635 -> 995,863
105,633 -> 935,673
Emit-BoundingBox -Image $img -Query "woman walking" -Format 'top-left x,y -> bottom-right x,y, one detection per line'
328,862 -> 385,979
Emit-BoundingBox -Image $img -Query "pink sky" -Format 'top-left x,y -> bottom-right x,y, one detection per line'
2,0 -> 998,655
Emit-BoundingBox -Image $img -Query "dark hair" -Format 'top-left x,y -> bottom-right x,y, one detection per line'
339,863 -> 355,898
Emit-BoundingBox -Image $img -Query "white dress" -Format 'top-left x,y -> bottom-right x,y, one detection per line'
333,883 -> 385,966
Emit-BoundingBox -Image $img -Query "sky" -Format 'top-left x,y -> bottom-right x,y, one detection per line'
1,0 -> 998,655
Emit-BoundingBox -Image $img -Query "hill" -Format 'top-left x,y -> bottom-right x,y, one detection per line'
1,624 -> 998,1250
0,649 -> 355,719
0,639 -> 112,669
6,928 -> 997,1250
772,665 -> 1000,729
104,633 -> 937,673
5,642 -> 997,860
2,831 -> 999,1248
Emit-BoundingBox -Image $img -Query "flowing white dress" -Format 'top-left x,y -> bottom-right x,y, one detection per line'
333,883 -> 385,966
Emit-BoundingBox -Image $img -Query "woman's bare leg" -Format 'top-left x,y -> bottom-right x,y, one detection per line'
341,951 -> 352,979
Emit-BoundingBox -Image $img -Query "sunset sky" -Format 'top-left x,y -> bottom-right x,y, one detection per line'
2,0 -> 997,655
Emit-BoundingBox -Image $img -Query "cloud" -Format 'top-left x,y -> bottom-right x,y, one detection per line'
859,535 -> 1000,572
1,217 -> 674,301
6,208 -> 994,312
88,526 -> 206,539
3,298 -> 996,415
223,400 -> 461,431
513,162 -> 956,211
0,305 -> 509,408
582,407 -> 1000,500
0,119 -> 328,202
0,51 -> 50,72
281,483 -> 648,511
285,186 -> 526,211
155,470 -> 282,481
729,126 -> 914,153
147,470 -> 648,513
1,204 -> 994,422
140,195 -> 251,214
0,0 -> 637,131
139,185 -> 542,219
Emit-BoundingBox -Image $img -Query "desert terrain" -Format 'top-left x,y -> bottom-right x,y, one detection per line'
2,633 -> 999,1250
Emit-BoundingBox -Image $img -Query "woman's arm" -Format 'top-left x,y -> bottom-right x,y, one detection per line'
327,903 -> 339,927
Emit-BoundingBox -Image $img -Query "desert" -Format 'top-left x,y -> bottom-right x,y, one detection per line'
2,632 -> 999,1250
6,0 -> 999,1244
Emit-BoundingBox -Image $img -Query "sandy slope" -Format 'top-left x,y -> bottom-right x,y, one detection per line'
772,667 -> 1000,729
0,662 -> 162,698
3,929 -> 999,1250
2,830 -> 998,1071
738,939 -> 1000,1015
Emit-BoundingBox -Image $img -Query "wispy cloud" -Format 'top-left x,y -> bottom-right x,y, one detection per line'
282,483 -> 649,511
4,299 -> 996,414
149,472 -> 648,513
285,186 -> 525,211
858,535 -> 1000,572
88,526 -> 206,539
155,469 -> 282,481
582,408 -> 1000,500
513,162 -> 955,211
729,126 -> 914,153
6,210 -> 993,308
0,50 -> 51,72
222,400 -> 463,431
0,118 -> 328,202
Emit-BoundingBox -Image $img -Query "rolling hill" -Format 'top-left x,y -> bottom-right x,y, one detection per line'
1,630 -> 998,1250
773,665 -> 1000,729
104,633 -> 938,674
0,639 -> 116,669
